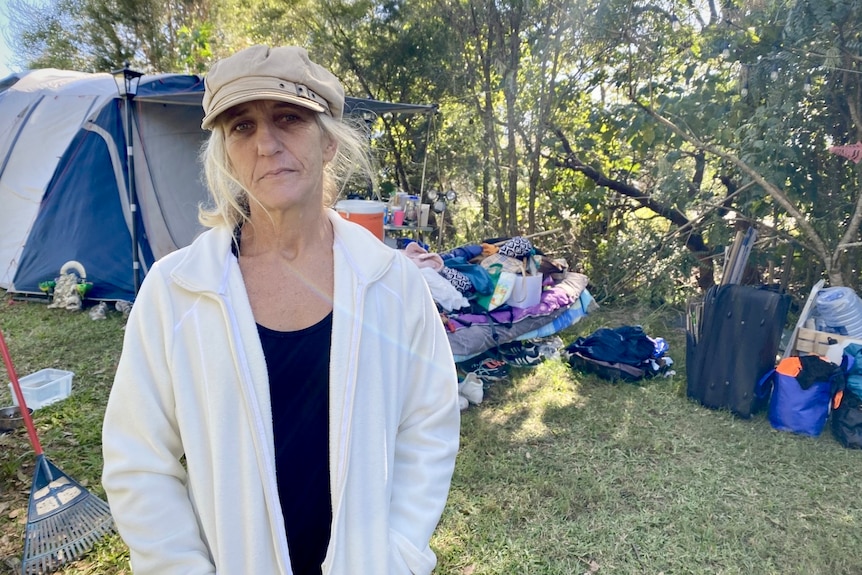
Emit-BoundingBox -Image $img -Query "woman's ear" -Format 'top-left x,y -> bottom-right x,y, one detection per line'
323,136 -> 338,163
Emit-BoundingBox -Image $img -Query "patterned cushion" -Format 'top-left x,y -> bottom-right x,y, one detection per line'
497,236 -> 534,258
440,266 -> 475,294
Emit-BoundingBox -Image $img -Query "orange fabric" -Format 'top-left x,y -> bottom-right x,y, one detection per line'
775,356 -> 802,377
833,389 -> 844,410
780,355 -> 844,408
481,243 -> 499,256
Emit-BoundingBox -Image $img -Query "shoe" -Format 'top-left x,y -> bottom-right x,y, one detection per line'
537,335 -> 564,351
458,373 -> 484,405
471,358 -> 510,382
535,335 -> 564,361
457,351 -> 496,373
498,340 -> 544,367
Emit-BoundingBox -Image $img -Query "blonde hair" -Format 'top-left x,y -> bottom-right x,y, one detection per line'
198,112 -> 377,230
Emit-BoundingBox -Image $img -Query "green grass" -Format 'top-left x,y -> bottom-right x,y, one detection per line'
1,294 -> 861,574
0,296 -> 130,574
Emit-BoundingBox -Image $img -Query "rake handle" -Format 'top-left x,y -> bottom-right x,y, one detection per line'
0,330 -> 44,456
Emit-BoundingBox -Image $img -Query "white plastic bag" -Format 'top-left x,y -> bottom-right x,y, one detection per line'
508,273 -> 543,309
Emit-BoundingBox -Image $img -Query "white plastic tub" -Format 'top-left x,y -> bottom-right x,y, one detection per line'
8,368 -> 74,410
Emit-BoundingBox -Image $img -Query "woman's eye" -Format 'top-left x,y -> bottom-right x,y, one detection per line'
231,120 -> 253,133
277,113 -> 302,124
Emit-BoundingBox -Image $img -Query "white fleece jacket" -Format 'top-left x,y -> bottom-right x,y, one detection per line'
102,211 -> 460,574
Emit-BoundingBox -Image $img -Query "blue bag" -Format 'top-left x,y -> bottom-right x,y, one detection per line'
566,325 -> 663,366
757,355 -> 842,437
842,343 -> 862,397
443,257 -> 496,295
566,325 -> 671,382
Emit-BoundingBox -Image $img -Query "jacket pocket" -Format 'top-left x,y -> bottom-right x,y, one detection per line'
389,528 -> 436,575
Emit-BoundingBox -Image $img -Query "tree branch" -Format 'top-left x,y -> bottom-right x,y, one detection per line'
635,99 -> 835,272
552,127 -> 716,289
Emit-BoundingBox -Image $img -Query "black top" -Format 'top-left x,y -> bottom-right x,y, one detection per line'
257,314 -> 333,575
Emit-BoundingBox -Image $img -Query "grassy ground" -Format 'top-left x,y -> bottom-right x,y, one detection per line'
1,293 -> 860,574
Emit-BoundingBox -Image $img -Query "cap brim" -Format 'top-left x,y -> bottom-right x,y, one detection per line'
201,88 -> 327,130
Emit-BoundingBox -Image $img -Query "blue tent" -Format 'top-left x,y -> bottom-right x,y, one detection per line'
0,69 -> 434,301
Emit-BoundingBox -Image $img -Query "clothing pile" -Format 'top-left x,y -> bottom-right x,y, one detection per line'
400,236 -> 595,408
564,325 -> 673,382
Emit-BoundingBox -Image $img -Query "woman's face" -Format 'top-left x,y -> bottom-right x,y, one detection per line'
222,99 -> 336,214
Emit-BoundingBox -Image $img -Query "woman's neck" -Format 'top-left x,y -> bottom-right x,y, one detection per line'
240,210 -> 332,260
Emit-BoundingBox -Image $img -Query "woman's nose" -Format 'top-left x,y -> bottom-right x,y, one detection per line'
254,121 -> 281,156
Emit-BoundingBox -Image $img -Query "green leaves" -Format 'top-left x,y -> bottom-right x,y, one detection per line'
9,0 -> 862,291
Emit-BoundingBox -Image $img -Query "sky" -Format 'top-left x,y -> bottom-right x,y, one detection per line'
0,6 -> 18,78
1,37 -> 14,78
0,0 -> 51,78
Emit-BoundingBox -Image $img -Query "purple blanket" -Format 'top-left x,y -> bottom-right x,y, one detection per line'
449,272 -> 588,330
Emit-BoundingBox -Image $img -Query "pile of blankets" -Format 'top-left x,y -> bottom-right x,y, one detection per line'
401,236 -> 595,363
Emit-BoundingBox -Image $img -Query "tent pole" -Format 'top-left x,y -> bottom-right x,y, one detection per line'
418,111 -> 433,202
113,63 -> 143,296
125,94 -> 140,295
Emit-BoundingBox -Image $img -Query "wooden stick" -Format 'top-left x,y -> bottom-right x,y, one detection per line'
721,230 -> 745,285
492,228 -> 564,246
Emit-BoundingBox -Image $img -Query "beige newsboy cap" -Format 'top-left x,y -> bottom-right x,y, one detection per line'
201,45 -> 345,129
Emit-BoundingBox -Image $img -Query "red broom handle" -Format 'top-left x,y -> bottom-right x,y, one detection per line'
0,330 -> 44,456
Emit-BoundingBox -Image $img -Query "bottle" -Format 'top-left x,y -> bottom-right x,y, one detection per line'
537,335 -> 564,360
404,196 -> 419,225
537,344 -> 560,361
814,287 -> 862,337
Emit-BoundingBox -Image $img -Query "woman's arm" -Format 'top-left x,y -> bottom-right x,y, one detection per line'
388,269 -> 461,574
102,272 -> 216,575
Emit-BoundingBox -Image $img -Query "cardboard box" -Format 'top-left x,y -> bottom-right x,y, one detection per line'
792,327 -> 854,356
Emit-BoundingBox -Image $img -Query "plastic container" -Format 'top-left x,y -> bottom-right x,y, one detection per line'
335,200 -> 386,240
8,368 -> 74,410
0,405 -> 33,432
403,195 -> 419,224
396,192 -> 409,210
814,286 -> 862,338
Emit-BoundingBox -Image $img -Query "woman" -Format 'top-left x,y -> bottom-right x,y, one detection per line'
102,45 -> 460,575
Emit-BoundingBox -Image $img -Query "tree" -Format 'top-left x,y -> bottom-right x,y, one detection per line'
635,0 -> 862,288
7,0 -> 91,71
10,0 -> 217,73
20,0 -> 862,302
545,0 -> 862,294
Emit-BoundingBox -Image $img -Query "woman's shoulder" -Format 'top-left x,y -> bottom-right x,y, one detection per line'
330,212 -> 395,267
156,228 -> 229,265
144,227 -> 233,291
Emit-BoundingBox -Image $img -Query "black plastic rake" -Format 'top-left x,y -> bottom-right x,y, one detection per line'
0,329 -> 116,574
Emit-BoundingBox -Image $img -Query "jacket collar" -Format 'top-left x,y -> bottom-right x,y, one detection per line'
328,208 -> 395,285
170,209 -> 396,294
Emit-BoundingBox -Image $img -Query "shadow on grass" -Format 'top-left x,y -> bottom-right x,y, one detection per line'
437,306 -> 862,574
